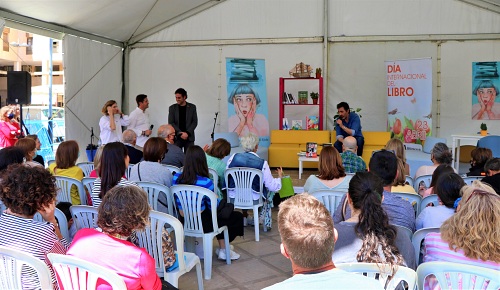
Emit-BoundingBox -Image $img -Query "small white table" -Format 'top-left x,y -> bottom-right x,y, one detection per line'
451,134 -> 483,172
298,156 -> 319,179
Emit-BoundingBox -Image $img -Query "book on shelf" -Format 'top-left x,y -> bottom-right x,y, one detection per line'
282,91 -> 288,104
306,142 -> 317,157
291,120 -> 303,130
282,118 -> 290,130
306,116 -> 319,130
287,93 -> 296,104
298,91 -> 308,104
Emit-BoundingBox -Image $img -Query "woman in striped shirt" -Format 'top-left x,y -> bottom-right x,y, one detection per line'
0,164 -> 68,290
91,142 -> 137,207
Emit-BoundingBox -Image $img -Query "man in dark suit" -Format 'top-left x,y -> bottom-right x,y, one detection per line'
122,129 -> 143,165
157,124 -> 184,168
168,88 -> 198,152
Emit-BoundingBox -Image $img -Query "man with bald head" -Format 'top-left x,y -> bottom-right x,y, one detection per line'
122,129 -> 143,164
339,136 -> 366,173
157,124 -> 184,168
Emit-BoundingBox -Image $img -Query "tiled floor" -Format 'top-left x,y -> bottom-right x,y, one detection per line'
176,168 -> 317,290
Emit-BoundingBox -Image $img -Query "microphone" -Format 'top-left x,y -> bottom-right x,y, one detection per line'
90,127 -> 94,137
149,124 -> 154,130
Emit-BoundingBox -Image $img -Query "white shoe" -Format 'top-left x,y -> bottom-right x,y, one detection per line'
218,248 -> 240,260
215,245 -> 234,256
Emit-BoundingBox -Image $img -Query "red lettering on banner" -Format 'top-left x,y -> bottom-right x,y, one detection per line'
387,65 -> 401,73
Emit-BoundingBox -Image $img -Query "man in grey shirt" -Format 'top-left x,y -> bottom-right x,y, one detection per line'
157,124 -> 184,168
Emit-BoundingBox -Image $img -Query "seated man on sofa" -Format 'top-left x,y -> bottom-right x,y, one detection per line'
334,102 -> 364,156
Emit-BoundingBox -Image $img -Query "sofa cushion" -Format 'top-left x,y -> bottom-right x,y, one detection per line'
214,132 -> 240,148
364,131 -> 391,146
422,136 -> 447,154
271,130 -> 330,144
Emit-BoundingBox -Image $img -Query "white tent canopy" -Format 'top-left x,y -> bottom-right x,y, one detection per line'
1,0 -> 500,160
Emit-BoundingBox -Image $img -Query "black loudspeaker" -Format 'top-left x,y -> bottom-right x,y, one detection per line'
7,71 -> 32,105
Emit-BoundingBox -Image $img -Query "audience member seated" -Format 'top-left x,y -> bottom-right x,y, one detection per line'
129,137 -> 173,213
122,129 -> 144,164
204,138 -> 232,199
0,147 -> 24,171
414,142 -> 453,179
416,172 -> 464,230
332,171 -> 416,270
89,145 -> 104,178
263,194 -> 382,290
304,146 -> 349,193
158,124 -> 184,168
333,150 -> 416,232
68,186 -> 163,290
482,157 -> 500,194
14,138 -> 43,167
423,181 -> 499,281
91,142 -> 137,207
391,158 -> 417,194
418,164 -> 454,198
26,134 -> 45,166
340,136 -> 366,173
55,201 -> 78,241
0,165 -> 68,289
466,147 -> 492,177
173,145 -> 243,260
48,140 -> 84,205
385,138 -> 410,176
227,133 -> 282,228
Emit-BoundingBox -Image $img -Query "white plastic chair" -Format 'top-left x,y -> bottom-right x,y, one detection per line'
170,185 -> 231,280
405,175 -> 414,187
0,200 -> 6,215
33,208 -> 71,242
0,246 -> 53,290
419,195 -> 439,215
82,177 -> 97,205
414,174 -> 432,192
125,164 -> 134,180
76,162 -> 95,177
417,261 -> 500,290
48,253 -> 126,289
336,262 -> 417,290
70,205 -> 99,230
55,176 -> 87,205
162,164 -> 181,176
225,167 -> 265,242
47,159 -> 56,167
310,190 -> 346,214
463,176 -> 483,185
135,181 -> 175,216
135,210 -> 204,290
411,227 -> 440,265
394,224 -> 413,240
392,192 -> 422,216
208,168 -> 219,198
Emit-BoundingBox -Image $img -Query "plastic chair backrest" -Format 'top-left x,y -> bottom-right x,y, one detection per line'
310,190 -> 346,214
405,176 -> 414,187
463,176 -> 483,185
477,135 -> 500,158
208,168 -> 219,197
55,176 -> 87,205
47,159 -> 56,167
70,205 -> 99,230
125,164 -> 134,180
135,181 -> 174,215
392,192 -> 422,216
77,162 -> 95,177
162,164 -> 181,176
419,195 -> 439,214
417,261 -> 500,290
169,185 -> 219,236
47,253 -> 126,289
82,177 -> 97,205
414,175 -> 432,192
394,224 -> 413,240
225,167 -> 263,207
411,227 -> 440,265
336,262 -> 417,290
0,246 -> 53,290
0,200 -> 6,215
33,208 -> 71,242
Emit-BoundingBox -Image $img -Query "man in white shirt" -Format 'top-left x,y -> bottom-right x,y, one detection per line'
128,94 -> 151,147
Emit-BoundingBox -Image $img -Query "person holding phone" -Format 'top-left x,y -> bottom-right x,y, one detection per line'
99,100 -> 130,145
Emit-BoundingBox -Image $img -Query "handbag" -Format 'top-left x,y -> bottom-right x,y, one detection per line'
217,199 -> 234,220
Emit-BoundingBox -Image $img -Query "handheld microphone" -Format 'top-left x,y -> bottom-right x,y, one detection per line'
91,127 -> 94,137
150,125 -> 154,130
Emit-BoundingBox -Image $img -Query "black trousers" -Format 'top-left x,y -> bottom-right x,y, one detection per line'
179,210 -> 244,242
334,136 -> 364,156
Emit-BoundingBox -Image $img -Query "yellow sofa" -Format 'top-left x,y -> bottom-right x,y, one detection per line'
268,130 -> 391,168
269,130 -> 330,168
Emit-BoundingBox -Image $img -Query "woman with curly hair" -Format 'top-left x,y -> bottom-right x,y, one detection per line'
68,186 -> 162,289
91,142 -> 137,207
332,171 -> 416,271
0,164 -> 68,289
304,146 -> 349,193
415,142 -> 453,179
424,180 -> 500,268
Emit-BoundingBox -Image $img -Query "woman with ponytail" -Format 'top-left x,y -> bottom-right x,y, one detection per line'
332,171 -> 416,271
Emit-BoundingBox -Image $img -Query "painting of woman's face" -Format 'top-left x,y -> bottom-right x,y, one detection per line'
477,87 -> 497,105
234,94 -> 255,117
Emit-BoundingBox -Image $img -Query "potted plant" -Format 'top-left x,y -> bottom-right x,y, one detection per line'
310,92 -> 319,104
315,68 -> 322,78
480,123 -> 488,136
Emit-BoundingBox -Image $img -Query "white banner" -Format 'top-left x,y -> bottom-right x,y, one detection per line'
386,58 -> 432,145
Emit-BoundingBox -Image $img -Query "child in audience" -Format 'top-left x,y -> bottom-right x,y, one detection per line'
56,202 -> 77,241
418,164 -> 454,197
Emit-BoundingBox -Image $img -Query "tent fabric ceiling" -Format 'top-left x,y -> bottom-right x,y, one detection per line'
0,0 -> 223,44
